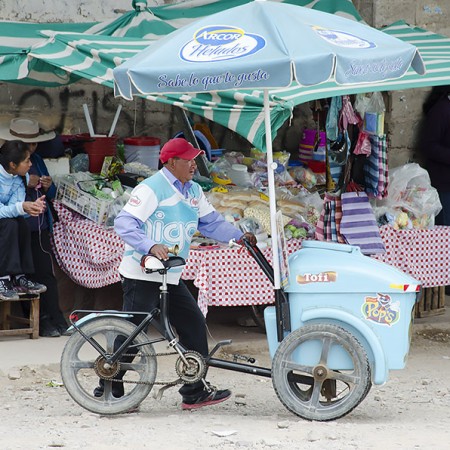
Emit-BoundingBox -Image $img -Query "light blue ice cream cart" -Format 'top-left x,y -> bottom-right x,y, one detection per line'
61,239 -> 421,421
264,240 -> 420,421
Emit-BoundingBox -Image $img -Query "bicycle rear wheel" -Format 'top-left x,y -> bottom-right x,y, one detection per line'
61,317 -> 157,415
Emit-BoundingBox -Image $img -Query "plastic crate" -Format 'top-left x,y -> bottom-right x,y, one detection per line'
56,175 -> 114,226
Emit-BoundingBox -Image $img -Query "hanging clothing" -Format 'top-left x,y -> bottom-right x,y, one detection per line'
364,134 -> 388,199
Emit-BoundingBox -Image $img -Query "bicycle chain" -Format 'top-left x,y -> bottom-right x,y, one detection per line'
97,351 -> 184,387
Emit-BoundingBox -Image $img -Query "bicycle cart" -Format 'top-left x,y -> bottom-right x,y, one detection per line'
61,239 -> 420,421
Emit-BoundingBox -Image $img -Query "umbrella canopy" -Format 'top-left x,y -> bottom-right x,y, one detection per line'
19,19 -> 449,146
0,21 -> 96,86
113,0 -> 424,100
112,0 -> 425,289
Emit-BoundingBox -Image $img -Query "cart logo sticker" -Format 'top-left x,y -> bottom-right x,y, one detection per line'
180,25 -> 266,63
296,271 -> 337,284
313,26 -> 376,49
362,293 -> 400,326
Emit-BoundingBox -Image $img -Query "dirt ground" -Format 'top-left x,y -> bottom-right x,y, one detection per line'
1,309 -> 449,450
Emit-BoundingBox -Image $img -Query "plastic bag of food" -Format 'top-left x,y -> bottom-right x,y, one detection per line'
375,163 -> 442,229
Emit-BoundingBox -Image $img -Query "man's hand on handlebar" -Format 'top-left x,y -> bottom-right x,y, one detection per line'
149,244 -> 169,261
239,232 -> 257,247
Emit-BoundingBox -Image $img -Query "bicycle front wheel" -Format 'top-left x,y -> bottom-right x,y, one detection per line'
61,317 -> 157,415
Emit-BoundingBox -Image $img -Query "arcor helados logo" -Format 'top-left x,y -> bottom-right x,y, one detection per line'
313,26 -> 376,49
180,25 -> 266,63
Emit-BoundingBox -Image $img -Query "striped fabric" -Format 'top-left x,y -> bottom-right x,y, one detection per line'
364,134 -> 388,199
340,191 -> 385,255
85,0 -> 364,39
315,192 -> 343,243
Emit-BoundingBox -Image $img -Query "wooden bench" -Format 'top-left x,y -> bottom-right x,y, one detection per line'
0,294 -> 40,339
415,286 -> 446,318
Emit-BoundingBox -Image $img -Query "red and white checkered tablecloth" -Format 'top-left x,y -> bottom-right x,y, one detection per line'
51,201 -> 124,288
51,203 -> 450,314
185,240 -> 303,315
374,225 -> 450,288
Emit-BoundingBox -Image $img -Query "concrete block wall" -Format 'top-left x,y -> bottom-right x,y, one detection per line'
353,0 -> 449,166
0,0 -> 168,22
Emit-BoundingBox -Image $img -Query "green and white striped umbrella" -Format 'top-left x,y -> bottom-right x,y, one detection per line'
0,21 -> 95,86
84,0 -> 363,38
2,1 -> 450,149
25,19 -> 450,150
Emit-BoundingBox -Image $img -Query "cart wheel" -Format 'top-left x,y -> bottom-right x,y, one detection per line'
61,317 -> 157,415
272,323 -> 371,421
250,305 -> 267,332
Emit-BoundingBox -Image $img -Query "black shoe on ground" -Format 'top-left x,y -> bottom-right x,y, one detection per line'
56,323 -> 70,336
93,379 -> 124,398
39,315 -> 61,337
39,327 -> 60,337
13,276 -> 47,295
181,387 -> 231,410
0,278 -> 19,301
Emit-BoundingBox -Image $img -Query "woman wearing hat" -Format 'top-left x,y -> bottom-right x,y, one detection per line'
0,118 -> 68,337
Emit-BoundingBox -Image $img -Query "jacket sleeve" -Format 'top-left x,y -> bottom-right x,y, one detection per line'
0,181 -> 26,218
35,154 -> 57,200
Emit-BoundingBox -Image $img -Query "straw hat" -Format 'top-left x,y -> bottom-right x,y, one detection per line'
0,117 -> 55,143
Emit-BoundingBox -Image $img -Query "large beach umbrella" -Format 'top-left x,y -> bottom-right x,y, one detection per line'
113,0 -> 425,291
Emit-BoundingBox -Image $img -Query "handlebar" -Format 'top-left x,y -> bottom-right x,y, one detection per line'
230,238 -> 275,286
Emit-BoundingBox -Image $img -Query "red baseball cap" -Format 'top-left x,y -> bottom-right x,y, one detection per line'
159,138 -> 204,163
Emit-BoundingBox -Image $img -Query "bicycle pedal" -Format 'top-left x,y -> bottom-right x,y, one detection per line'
208,339 -> 232,358
153,383 -> 177,401
216,339 -> 232,347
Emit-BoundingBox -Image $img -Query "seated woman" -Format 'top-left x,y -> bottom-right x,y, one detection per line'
0,118 -> 68,337
0,140 -> 47,301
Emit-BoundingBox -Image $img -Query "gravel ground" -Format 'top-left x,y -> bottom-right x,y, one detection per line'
1,316 -> 449,450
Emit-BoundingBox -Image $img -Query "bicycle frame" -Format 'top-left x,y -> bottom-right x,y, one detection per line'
63,238 -> 421,421
68,242 -> 287,381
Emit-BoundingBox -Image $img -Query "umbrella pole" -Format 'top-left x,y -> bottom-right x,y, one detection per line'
263,89 -> 281,290
264,90 -> 291,341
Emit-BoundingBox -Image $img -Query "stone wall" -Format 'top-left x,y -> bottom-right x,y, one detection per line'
0,0 -> 168,22
353,0 -> 449,166
1,0 -> 448,162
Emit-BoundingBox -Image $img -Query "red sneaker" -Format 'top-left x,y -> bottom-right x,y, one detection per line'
181,388 -> 231,410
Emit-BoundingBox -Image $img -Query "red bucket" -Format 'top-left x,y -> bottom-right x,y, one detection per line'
77,134 -> 118,173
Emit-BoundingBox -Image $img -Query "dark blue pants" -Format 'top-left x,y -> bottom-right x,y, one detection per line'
29,229 -> 67,327
121,276 -> 208,396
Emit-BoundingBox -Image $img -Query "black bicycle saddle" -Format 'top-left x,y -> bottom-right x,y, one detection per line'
140,255 -> 186,273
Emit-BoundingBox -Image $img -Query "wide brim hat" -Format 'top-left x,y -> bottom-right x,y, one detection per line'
0,117 -> 56,143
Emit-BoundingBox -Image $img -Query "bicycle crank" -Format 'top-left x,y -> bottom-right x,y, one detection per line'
174,351 -> 207,384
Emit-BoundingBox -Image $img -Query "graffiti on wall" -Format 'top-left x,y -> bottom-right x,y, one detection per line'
4,83 -> 304,151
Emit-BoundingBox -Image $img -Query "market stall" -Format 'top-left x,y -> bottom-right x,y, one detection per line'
15,0 -> 445,323
51,202 -> 450,317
